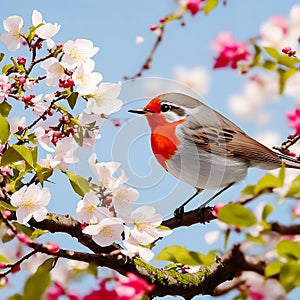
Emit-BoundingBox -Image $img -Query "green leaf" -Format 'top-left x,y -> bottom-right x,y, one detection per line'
0,53 -> 4,62
31,229 -> 49,239
2,63 -> 13,74
218,204 -> 256,228
265,261 -> 283,277
0,200 -> 17,211
279,68 -> 297,95
13,222 -> 34,236
285,174 -> 300,198
241,185 -> 255,195
1,145 -> 36,168
246,233 -> 264,245
87,263 -> 98,277
262,59 -> 276,71
224,228 -> 230,250
261,204 -> 274,222
67,92 -> 79,109
277,240 -> 300,261
279,262 -> 300,292
277,55 -> 300,68
66,171 -> 90,196
250,44 -> 262,66
263,47 -> 280,59
156,245 -> 215,266
0,101 -> 12,117
7,295 -> 22,300
203,0 -> 218,14
2,233 -> 14,243
254,174 -> 282,194
0,114 -> 10,144
23,257 -> 56,300
35,164 -> 53,185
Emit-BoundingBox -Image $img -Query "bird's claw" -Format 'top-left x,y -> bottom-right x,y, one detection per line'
174,206 -> 184,222
197,205 -> 205,223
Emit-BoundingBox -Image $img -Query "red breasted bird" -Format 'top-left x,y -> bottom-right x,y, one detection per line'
129,93 -> 300,219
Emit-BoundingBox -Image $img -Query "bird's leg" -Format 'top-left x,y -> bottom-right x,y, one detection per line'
197,182 -> 234,221
174,188 -> 203,222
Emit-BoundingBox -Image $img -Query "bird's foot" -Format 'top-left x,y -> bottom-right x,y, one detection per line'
197,205 -> 205,223
174,206 -> 184,222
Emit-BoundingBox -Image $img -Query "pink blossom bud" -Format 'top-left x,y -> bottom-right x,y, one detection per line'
17,233 -> 32,246
17,56 -> 26,65
212,202 -> 225,217
11,265 -> 21,273
19,77 -> 26,84
150,24 -> 157,31
81,222 -> 87,231
46,242 -> 60,254
282,46 -> 292,54
0,262 -> 7,269
53,131 -> 61,138
114,120 -> 121,127
3,210 -> 12,218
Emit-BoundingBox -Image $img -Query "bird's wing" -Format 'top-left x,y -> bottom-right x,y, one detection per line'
181,105 -> 282,168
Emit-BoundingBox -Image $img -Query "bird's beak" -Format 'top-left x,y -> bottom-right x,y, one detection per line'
128,108 -> 152,115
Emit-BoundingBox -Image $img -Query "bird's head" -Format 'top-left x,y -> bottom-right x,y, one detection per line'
128,93 -> 200,128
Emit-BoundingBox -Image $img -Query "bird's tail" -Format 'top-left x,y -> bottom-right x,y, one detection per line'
279,153 -> 300,169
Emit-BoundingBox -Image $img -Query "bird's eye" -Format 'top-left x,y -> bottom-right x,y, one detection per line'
160,104 -> 170,113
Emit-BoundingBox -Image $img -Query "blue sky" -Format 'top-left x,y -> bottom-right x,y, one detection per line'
1,1 -> 300,299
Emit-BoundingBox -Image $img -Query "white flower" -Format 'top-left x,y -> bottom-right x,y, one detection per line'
76,191 -> 112,223
54,137 -> 79,169
40,57 -> 65,86
39,154 -> 60,169
83,217 -> 124,247
10,185 -> 50,224
73,64 -> 102,96
130,206 -> 172,245
85,82 -> 122,115
240,271 -> 285,300
0,75 -> 12,103
62,39 -> 99,70
135,36 -> 144,44
88,153 -> 123,190
123,234 -> 154,261
173,66 -> 210,96
228,74 -> 279,125
112,186 -> 139,222
32,10 -> 60,49
9,116 -> 26,133
78,112 -> 102,149
31,94 -> 47,116
0,16 -> 24,51
34,126 -> 54,152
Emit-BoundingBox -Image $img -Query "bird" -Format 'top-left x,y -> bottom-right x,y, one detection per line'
128,93 -> 300,220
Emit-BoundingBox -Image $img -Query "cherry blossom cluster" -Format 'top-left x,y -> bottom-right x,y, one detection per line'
212,32 -> 252,69
0,9 -> 173,264
77,153 -> 172,261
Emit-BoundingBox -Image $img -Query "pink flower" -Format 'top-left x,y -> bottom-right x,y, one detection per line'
83,273 -> 153,300
83,280 -> 118,300
186,0 -> 205,16
47,283 -> 79,300
116,273 -> 154,300
212,32 -> 251,69
286,108 -> 300,135
266,15 -> 289,36
0,75 -> 12,103
47,283 -> 65,300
